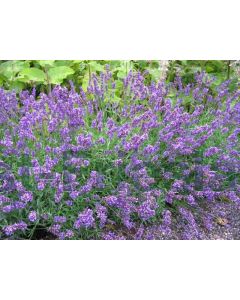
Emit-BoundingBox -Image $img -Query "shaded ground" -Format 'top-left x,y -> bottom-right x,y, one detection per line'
192,202 -> 240,240
142,202 -> 240,240
102,201 -> 240,240
30,227 -> 57,240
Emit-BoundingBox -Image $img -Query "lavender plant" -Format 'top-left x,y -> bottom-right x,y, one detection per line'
0,68 -> 239,239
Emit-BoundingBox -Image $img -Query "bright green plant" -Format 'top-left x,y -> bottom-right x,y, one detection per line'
0,60 -> 238,96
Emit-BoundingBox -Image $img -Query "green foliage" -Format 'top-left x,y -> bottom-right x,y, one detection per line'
0,60 -> 80,92
0,60 -> 238,95
0,60 -> 164,93
19,68 -> 46,82
37,60 -> 55,67
0,61 -> 30,79
167,60 -> 234,84
48,66 -> 75,84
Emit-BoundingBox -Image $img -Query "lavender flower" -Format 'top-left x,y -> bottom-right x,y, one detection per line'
204,147 -> 220,157
37,181 -> 45,191
74,208 -> 95,229
3,221 -> 27,236
20,192 -> 33,203
54,216 -> 67,223
28,211 -> 37,222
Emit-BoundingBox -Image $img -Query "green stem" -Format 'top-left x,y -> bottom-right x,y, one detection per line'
44,67 -> 51,94
227,60 -> 231,80
200,60 -> 206,72
88,62 -> 91,79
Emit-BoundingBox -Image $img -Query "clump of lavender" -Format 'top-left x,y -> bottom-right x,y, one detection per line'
0,68 -> 239,239
74,208 -> 95,229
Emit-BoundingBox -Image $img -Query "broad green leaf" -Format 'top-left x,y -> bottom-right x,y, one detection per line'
88,61 -> 104,73
115,80 -> 123,96
48,66 -> 75,84
20,68 -> 46,82
37,60 -> 55,67
9,81 -> 25,91
118,60 -> 134,74
210,60 -> 225,71
54,61 -> 73,67
149,61 -> 160,68
205,66 -> 214,73
117,70 -> 126,79
181,60 -> 188,66
109,61 -> 121,68
149,68 -> 161,81
0,61 -> 30,79
15,75 -> 32,83
72,60 -> 83,64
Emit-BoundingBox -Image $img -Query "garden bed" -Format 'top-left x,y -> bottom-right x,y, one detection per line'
0,65 -> 239,240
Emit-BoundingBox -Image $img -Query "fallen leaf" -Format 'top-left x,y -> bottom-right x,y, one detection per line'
216,217 -> 228,226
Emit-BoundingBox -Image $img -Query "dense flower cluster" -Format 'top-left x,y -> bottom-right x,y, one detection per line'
0,68 -> 239,239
